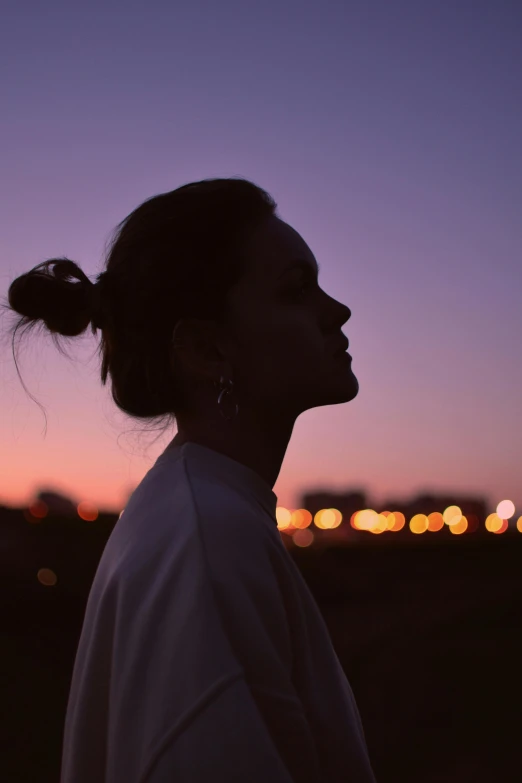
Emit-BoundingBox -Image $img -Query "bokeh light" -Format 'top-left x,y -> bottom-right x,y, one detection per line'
29,500 -> 48,519
443,506 -> 462,526
77,502 -> 99,522
314,508 -> 342,529
380,511 -> 395,531
485,513 -> 503,532
352,509 -> 379,531
368,514 -> 389,535
449,516 -> 468,535
293,529 -> 315,547
427,512 -> 444,532
389,511 -> 406,532
496,500 -> 515,519
493,519 -> 509,534
37,568 -> 57,586
409,514 -> 428,534
276,506 -> 293,530
291,509 -> 313,529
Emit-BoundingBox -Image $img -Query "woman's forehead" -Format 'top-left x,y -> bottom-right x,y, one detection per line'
243,217 -> 316,282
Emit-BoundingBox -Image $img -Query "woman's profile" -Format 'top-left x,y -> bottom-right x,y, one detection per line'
4,178 -> 376,782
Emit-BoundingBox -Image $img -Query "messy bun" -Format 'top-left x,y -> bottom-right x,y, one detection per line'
2,177 -> 277,436
6,258 -> 101,336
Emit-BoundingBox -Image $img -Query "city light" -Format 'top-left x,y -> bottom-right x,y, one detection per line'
485,513 -> 503,533
293,529 -> 314,547
45,499 -> 518,540
371,514 -> 390,534
37,568 -> 57,586
77,502 -> 99,522
410,514 -> 429,534
352,509 -> 379,531
443,506 -> 462,526
29,500 -> 48,519
496,500 -> 515,519
314,508 -> 342,529
291,509 -> 313,529
449,516 -> 468,535
276,502 -> 522,538
276,506 -> 293,530
380,511 -> 395,531
389,511 -> 406,532
13,494 -> 522,544
427,512 -> 444,532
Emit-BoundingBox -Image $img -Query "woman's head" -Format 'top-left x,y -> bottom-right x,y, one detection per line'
3,177 -> 357,443
194,215 -> 358,425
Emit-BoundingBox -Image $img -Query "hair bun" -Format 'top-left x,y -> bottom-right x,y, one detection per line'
7,257 -> 94,337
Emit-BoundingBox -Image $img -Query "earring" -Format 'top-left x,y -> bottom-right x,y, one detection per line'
215,375 -> 239,421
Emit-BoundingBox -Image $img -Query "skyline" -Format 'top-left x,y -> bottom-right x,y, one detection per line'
1,2 -> 521,514
4,461 -> 519,535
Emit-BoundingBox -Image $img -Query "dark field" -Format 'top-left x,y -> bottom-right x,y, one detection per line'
2,507 -> 521,782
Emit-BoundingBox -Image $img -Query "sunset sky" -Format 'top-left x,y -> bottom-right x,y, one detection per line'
1,1 -> 521,518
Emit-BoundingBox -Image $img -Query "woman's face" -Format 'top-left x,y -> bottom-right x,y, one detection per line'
223,215 -> 359,420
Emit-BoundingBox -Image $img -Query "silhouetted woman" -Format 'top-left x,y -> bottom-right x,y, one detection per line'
5,178 -> 376,782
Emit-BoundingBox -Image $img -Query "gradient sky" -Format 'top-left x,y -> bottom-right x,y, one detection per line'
1,1 -> 521,517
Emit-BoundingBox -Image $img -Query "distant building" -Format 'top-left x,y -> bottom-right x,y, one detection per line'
36,490 -> 77,517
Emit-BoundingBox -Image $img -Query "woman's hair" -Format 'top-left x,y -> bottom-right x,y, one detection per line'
2,177 -> 277,439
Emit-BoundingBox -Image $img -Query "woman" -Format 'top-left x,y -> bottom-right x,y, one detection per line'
5,178 -> 376,782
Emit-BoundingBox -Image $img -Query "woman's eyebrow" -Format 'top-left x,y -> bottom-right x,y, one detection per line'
277,258 -> 321,279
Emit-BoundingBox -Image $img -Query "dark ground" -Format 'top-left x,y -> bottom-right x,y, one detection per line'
2,507 -> 521,782
292,538 -> 522,782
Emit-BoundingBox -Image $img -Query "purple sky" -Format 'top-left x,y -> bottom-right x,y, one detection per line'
1,1 -> 521,517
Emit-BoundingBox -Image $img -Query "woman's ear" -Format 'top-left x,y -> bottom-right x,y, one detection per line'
171,318 -> 229,383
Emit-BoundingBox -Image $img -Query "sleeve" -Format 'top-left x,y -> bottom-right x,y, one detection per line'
141,674 -> 320,783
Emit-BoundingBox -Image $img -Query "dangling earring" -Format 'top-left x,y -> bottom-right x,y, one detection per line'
214,375 -> 239,421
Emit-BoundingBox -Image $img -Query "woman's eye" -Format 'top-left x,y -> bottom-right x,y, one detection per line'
295,280 -> 311,297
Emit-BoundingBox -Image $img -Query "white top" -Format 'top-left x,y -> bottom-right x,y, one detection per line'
60,441 -> 376,783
